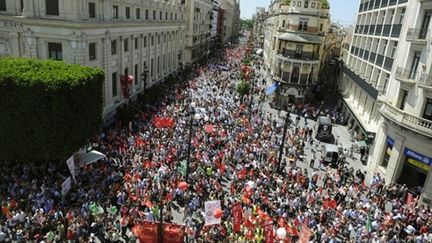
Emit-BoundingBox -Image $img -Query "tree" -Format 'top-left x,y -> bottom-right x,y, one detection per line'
321,0 -> 330,9
0,57 -> 104,162
282,0 -> 291,5
236,81 -> 251,104
240,19 -> 254,30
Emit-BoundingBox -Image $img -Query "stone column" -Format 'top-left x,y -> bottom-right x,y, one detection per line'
8,33 -> 20,57
22,0 -> 34,17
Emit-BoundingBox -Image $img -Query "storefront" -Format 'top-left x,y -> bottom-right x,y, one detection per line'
398,148 -> 431,193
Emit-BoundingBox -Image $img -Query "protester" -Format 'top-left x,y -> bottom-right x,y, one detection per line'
0,39 -> 431,243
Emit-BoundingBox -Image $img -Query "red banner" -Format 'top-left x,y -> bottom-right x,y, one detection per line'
232,202 -> 243,233
299,224 -> 313,243
132,221 -> 185,243
264,220 -> 274,243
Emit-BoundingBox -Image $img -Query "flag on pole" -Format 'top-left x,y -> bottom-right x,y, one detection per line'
265,83 -> 279,95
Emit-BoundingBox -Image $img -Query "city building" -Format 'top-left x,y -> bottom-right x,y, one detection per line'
322,23 -> 345,66
0,0 -> 186,118
210,0 -> 221,52
366,0 -> 432,206
184,0 -> 212,64
337,0 -> 407,145
253,7 -> 267,50
263,0 -> 330,105
220,0 -> 240,43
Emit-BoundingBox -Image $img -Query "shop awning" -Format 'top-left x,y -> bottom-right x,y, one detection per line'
79,150 -> 106,166
278,33 -> 322,44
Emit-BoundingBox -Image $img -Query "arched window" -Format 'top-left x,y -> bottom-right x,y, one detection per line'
304,0 -> 309,8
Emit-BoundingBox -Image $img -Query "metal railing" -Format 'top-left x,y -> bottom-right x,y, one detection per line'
382,102 -> 432,137
418,73 -> 432,87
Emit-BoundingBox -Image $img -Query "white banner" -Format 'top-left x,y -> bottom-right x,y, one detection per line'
66,155 -> 76,182
204,200 -> 221,225
62,177 -> 72,195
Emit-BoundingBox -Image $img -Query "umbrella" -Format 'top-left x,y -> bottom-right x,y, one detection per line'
204,125 -> 215,134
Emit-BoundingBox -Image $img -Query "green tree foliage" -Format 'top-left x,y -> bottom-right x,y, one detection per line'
240,19 -> 254,30
236,81 -> 251,104
282,0 -> 291,5
321,0 -> 330,9
0,58 -> 104,162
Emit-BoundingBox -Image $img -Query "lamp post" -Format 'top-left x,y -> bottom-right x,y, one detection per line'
141,64 -> 149,97
277,107 -> 291,172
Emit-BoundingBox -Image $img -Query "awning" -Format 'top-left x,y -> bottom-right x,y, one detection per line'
79,150 -> 106,166
256,49 -> 263,54
278,33 -> 322,44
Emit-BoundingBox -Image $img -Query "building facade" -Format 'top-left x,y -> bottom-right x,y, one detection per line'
0,0 -> 186,118
337,0 -> 407,144
210,0 -> 221,51
367,0 -> 432,206
184,0 -> 212,64
253,7 -> 267,50
263,0 -> 330,105
220,0 -> 240,43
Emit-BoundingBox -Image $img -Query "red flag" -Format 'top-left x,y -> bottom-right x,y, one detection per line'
132,221 -> 185,243
299,224 -> 313,243
264,220 -> 274,243
232,202 -> 243,233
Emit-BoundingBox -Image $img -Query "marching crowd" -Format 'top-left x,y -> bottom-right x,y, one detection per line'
1,41 -> 432,243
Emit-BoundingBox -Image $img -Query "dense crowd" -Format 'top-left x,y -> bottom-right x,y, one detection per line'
1,42 -> 432,243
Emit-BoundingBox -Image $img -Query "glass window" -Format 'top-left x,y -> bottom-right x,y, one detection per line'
153,10 -> 156,20
151,36 -> 154,46
0,0 -> 6,11
88,2 -> 96,18
46,0 -> 59,16
298,1 -> 302,7
311,2 -> 315,8
143,37 -> 147,48
160,11 -> 162,20
399,8 -> 405,24
112,72 -> 117,96
381,138 -> 393,168
145,9 -> 149,20
423,98 -> 432,121
135,37 -> 138,49
111,40 -> 117,55
113,5 -> 118,19
125,7 -> 130,19
136,8 -> 140,19
124,38 -> 128,52
48,43 -> 62,60
89,43 -> 96,60
304,0 -> 309,8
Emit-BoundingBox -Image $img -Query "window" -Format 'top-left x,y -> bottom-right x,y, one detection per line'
46,0 -> 59,16
151,36 -> 154,46
175,13 -> 177,20
111,40 -> 117,55
292,1 -> 296,6
153,10 -> 156,20
282,20 -> 286,28
320,23 -> 323,32
165,12 -> 168,20
304,0 -> 309,8
125,7 -> 130,19
399,8 -> 405,24
295,45 -> 303,58
160,11 -> 162,20
381,137 -> 393,168
389,9 -> 395,24
391,41 -> 397,58
298,20 -> 308,31
423,98 -> 432,121
317,3 -> 320,8
157,56 -> 160,74
124,67 -> 128,75
88,2 -> 96,18
48,43 -> 62,60
113,5 -> 118,19
124,38 -> 129,52
143,37 -> 147,47
136,8 -> 140,19
158,35 -> 160,45
0,0 -> 6,11
298,21 -> 303,30
311,2 -> 315,8
112,72 -> 118,96
151,58 -> 154,77
297,1 -> 301,7
145,9 -> 149,20
398,89 -> 408,110
89,43 -> 96,60
170,12 -> 173,20
134,64 -> 138,85
134,37 -> 138,50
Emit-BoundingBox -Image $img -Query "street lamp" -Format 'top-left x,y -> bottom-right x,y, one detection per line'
277,106 -> 291,172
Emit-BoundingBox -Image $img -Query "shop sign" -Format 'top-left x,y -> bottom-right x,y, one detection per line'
387,136 -> 394,146
404,148 -> 431,171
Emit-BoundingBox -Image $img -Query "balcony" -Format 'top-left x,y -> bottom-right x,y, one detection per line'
276,49 -> 320,62
395,67 -> 417,86
406,28 -> 428,45
418,74 -> 432,92
381,102 -> 432,138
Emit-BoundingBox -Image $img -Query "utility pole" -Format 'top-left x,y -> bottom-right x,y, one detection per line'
278,109 -> 290,172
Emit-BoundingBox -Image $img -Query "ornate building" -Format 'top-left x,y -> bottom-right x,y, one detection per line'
263,0 -> 330,105
0,0 -> 186,118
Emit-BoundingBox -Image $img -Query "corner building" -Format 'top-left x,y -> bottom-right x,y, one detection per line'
367,0 -> 432,206
0,0 -> 186,118
263,0 -> 330,105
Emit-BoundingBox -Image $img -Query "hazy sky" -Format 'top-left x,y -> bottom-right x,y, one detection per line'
240,0 -> 360,26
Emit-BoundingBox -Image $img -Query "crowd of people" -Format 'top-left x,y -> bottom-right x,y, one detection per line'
1,40 -> 432,243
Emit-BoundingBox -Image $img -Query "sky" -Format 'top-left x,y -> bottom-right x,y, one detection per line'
240,0 -> 360,26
